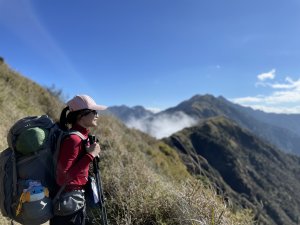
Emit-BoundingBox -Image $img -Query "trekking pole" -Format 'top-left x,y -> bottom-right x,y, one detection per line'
91,136 -> 108,225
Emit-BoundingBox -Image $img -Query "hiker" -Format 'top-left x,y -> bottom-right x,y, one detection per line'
50,94 -> 107,225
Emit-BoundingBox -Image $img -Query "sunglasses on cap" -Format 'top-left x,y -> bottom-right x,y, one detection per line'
90,110 -> 98,116
81,109 -> 98,117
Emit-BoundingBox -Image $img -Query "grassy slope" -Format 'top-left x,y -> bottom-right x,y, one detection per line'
0,63 -> 63,150
0,63 -> 253,224
165,116 -> 300,224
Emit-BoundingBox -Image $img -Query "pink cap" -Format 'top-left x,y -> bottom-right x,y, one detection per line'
67,95 -> 107,112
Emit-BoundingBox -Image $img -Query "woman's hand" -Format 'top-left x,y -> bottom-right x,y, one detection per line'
86,142 -> 101,158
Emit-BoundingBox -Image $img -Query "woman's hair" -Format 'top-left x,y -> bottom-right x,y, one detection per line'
59,106 -> 93,131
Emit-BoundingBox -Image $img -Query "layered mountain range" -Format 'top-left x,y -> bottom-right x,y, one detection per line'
105,94 -> 300,224
105,94 -> 300,155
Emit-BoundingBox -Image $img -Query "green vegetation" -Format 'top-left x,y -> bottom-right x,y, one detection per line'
0,63 -> 254,224
165,116 -> 300,224
94,116 -> 254,224
0,63 -> 63,150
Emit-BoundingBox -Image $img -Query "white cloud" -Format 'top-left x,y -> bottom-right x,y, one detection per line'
239,104 -> 300,114
265,89 -> 300,104
257,69 -> 276,81
269,77 -> 300,89
125,112 -> 198,139
232,96 -> 264,104
233,74 -> 300,114
145,107 -> 162,113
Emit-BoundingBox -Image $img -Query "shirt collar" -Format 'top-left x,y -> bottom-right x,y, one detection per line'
71,124 -> 90,137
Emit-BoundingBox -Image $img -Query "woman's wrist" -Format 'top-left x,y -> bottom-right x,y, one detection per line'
86,152 -> 95,160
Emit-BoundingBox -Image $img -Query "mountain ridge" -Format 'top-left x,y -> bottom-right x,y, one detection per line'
164,116 -> 300,224
107,94 -> 300,155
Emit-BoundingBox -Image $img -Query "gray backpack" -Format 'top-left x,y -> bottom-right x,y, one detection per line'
0,115 -> 84,225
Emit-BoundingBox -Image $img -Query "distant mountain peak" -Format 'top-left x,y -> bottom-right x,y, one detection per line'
107,94 -> 300,155
188,93 -> 226,102
104,105 -> 154,122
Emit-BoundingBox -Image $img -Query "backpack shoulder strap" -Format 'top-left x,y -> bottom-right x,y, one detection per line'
68,130 -> 87,140
54,130 -> 87,156
52,130 -> 88,203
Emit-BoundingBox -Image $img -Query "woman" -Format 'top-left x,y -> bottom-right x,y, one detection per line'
50,94 -> 106,225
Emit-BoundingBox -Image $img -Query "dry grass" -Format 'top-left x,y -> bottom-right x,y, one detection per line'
0,63 -> 63,149
0,64 -> 254,224
0,63 -> 62,224
93,116 -> 254,225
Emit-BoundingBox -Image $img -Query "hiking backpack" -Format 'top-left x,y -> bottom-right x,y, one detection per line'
0,115 -> 85,225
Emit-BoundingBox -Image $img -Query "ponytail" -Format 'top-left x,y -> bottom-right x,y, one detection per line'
59,106 -> 70,131
59,106 -> 87,130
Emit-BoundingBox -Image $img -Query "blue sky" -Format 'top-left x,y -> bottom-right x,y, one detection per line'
1,0 -> 300,113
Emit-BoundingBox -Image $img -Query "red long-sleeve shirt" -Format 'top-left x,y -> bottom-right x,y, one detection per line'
56,124 -> 94,191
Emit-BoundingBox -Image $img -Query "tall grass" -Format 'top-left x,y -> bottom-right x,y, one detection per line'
0,63 -> 62,149
0,63 -> 254,224
93,116 -> 254,224
0,63 -> 63,224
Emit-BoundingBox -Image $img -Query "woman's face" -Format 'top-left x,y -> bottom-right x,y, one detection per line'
78,110 -> 98,128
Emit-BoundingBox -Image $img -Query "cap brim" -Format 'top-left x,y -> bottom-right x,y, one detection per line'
91,104 -> 107,111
